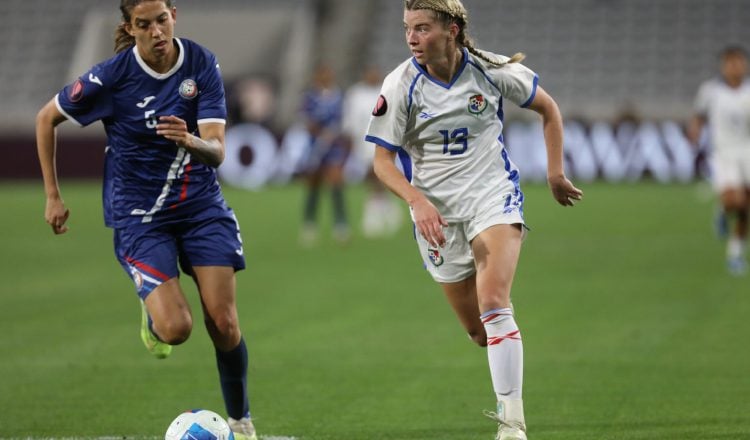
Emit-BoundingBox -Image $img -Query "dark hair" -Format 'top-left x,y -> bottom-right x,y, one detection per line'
404,0 -> 525,67
114,0 -> 174,53
720,45 -> 748,61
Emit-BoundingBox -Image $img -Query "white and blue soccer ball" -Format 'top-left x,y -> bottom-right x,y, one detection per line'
164,409 -> 234,440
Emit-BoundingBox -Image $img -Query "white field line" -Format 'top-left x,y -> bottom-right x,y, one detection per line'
0,436 -> 298,440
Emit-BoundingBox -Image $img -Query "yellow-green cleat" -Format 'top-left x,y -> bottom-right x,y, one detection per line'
227,416 -> 258,440
140,300 -> 172,359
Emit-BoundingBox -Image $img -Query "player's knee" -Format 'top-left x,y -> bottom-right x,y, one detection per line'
205,312 -> 240,340
722,191 -> 745,211
468,329 -> 488,347
157,313 -> 193,345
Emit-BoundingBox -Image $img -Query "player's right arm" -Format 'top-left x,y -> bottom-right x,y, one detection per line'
373,146 -> 446,247
36,99 -> 70,235
687,114 -> 707,146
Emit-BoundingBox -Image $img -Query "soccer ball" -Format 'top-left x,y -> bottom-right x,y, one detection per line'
164,409 -> 235,440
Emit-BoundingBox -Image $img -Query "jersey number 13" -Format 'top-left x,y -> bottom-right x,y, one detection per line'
439,127 -> 469,156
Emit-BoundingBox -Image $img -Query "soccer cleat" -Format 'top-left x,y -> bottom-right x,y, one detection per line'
484,399 -> 527,440
140,300 -> 172,359
299,222 -> 318,247
227,416 -> 258,440
333,223 -> 351,244
727,256 -> 748,276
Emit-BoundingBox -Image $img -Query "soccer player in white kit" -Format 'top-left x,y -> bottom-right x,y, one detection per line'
342,66 -> 402,237
689,46 -> 750,276
365,1 -> 582,439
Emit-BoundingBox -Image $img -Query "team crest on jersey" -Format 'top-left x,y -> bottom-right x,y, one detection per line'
69,79 -> 85,102
131,267 -> 144,290
372,94 -> 388,116
468,94 -> 487,115
427,247 -> 444,267
179,79 -> 198,100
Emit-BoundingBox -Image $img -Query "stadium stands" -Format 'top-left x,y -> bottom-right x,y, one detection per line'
369,0 -> 750,121
2,0 -> 749,130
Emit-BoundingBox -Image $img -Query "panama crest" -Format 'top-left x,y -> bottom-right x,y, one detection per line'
427,247 -> 444,266
179,79 -> 198,100
468,93 -> 487,115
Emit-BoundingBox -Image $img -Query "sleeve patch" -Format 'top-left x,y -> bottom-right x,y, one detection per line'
68,79 -> 85,102
372,94 -> 388,116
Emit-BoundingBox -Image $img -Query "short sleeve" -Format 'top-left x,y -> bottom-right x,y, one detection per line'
364,71 -> 409,151
197,54 -> 227,125
693,81 -> 711,117
55,64 -> 112,127
492,61 -> 539,108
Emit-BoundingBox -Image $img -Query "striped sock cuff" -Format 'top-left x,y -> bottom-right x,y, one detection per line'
480,307 -> 513,324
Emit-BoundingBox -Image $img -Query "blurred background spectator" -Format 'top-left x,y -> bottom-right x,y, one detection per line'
2,0 -> 750,185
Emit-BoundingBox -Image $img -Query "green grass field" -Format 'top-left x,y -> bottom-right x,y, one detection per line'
1,180 -> 749,439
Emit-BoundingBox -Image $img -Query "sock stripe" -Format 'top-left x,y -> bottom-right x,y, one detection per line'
487,330 -> 521,346
481,308 -> 513,324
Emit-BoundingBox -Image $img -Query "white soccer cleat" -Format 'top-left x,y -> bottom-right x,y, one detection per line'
484,399 -> 527,440
227,416 -> 258,440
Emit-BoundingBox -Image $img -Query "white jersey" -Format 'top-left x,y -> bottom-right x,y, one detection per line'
342,81 -> 381,164
366,48 -> 538,222
694,77 -> 750,153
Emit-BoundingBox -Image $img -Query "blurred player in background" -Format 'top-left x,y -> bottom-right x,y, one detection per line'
689,46 -> 750,276
35,1 -> 257,438
299,64 -> 350,245
342,65 -> 403,238
366,0 -> 582,438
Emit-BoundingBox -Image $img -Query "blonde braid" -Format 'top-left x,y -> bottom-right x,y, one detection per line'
404,0 -> 525,67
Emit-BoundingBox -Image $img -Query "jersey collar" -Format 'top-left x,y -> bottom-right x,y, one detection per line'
132,37 -> 185,80
411,47 -> 469,90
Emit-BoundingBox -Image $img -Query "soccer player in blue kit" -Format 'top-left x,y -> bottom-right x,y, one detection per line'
299,64 -> 351,244
35,1 -> 257,438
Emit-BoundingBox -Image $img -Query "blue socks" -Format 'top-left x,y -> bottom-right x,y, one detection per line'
215,337 -> 250,420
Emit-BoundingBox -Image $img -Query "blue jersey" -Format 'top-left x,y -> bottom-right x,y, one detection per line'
301,88 -> 344,132
55,38 -> 228,228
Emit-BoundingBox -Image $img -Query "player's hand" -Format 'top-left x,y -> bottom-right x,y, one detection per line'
156,115 -> 192,148
548,174 -> 583,206
45,198 -> 70,234
411,197 -> 448,248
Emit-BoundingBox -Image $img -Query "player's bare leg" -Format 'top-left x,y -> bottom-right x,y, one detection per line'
193,266 -> 256,440
141,278 -> 193,358
721,188 -> 748,275
441,275 -> 487,346
472,224 -> 526,439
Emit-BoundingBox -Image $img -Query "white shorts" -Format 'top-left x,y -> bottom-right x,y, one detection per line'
712,150 -> 750,192
415,200 -> 526,283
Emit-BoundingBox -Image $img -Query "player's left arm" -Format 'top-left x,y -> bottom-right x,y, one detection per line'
526,86 -> 583,206
156,116 -> 225,168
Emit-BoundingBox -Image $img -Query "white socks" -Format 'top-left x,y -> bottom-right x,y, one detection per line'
481,307 -> 524,401
727,236 -> 746,259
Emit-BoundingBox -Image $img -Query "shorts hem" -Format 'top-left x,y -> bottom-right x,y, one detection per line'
429,268 -> 476,284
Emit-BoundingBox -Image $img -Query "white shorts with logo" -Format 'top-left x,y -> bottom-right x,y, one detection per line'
712,149 -> 750,191
415,199 -> 526,283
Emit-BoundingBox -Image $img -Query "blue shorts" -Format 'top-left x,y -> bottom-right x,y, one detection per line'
114,210 -> 246,299
304,137 -> 349,172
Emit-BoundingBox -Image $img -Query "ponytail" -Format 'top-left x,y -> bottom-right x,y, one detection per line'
465,45 -> 525,67
115,0 -> 174,53
114,22 -> 134,54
